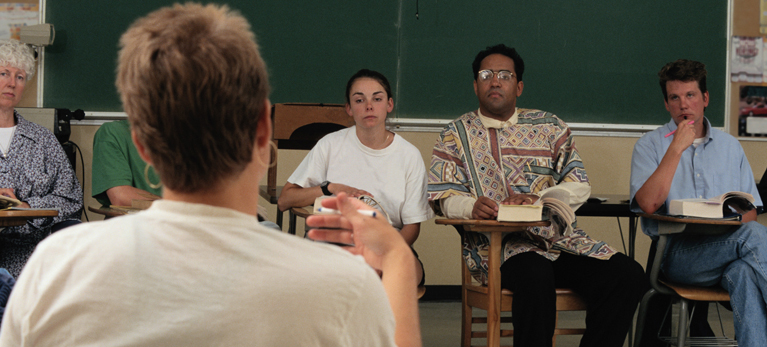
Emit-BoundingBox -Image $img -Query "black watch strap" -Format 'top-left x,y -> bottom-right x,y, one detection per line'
320,181 -> 332,196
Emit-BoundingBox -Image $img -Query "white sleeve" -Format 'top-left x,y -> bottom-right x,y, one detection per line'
400,150 -> 436,225
286,139 -> 330,188
439,195 -> 476,219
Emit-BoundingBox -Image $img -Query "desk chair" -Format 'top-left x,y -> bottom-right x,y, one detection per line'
436,219 -> 587,347
261,103 -> 354,229
634,214 -> 740,347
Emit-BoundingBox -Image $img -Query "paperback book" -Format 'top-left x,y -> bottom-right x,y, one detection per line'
668,191 -> 755,219
497,188 -> 576,234
0,195 -> 21,210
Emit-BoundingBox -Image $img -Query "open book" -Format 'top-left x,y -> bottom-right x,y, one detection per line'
668,191 -> 755,219
497,188 -> 576,235
0,195 -> 21,210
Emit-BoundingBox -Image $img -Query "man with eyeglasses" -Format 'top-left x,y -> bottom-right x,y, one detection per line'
427,44 -> 646,347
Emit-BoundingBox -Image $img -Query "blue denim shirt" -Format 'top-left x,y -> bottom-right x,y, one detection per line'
629,117 -> 763,237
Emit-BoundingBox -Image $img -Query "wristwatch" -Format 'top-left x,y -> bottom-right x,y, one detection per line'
320,181 -> 332,196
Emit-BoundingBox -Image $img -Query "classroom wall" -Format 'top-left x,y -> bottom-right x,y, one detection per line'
69,123 -> 767,286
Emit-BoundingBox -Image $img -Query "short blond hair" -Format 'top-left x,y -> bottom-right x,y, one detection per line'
0,39 -> 35,79
116,3 -> 270,193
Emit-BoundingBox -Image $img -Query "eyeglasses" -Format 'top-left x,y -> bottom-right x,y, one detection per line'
477,69 -> 514,82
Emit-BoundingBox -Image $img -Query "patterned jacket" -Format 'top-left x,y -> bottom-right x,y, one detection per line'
0,112 -> 83,243
428,109 -> 616,284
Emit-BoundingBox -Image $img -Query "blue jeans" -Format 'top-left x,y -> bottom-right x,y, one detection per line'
662,221 -> 767,347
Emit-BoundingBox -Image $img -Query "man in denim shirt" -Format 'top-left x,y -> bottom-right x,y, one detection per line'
630,59 -> 767,347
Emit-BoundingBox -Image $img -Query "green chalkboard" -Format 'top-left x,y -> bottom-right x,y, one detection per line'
44,1 -> 726,126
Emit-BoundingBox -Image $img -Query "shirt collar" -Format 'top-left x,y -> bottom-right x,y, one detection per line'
478,108 -> 519,129
13,112 -> 37,141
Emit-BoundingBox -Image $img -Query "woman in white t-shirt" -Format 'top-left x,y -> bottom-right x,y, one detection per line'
278,69 -> 434,286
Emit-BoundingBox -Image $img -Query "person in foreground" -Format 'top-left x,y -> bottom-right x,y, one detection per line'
0,4 -> 420,346
278,69 -> 433,287
0,39 -> 82,278
428,44 -> 646,347
630,59 -> 767,347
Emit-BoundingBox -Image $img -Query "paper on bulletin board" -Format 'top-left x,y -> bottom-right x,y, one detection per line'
738,85 -> 767,137
0,3 -> 38,41
731,36 -> 764,83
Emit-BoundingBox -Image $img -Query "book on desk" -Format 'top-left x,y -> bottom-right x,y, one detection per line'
0,195 -> 21,210
497,188 -> 575,230
668,191 -> 754,219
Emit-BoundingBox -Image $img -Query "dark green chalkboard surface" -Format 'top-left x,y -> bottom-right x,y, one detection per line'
44,1 -> 726,126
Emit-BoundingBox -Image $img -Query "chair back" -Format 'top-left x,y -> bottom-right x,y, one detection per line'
265,103 -> 354,203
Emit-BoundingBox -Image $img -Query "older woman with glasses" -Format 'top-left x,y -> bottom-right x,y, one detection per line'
0,39 -> 82,278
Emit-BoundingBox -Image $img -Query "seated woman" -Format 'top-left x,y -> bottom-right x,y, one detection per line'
0,4 -> 421,346
0,39 -> 82,278
278,69 -> 434,287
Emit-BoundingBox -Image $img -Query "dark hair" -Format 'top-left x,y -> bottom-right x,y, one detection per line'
472,44 -> 524,82
658,59 -> 707,101
345,69 -> 393,104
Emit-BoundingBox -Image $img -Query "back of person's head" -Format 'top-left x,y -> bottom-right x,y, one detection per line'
658,59 -> 707,101
472,44 -> 524,82
0,39 -> 35,79
345,69 -> 393,104
116,3 -> 270,193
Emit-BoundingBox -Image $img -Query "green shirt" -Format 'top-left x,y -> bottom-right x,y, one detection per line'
91,120 -> 161,206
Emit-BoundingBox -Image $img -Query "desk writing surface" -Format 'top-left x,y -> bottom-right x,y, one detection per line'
0,209 -> 59,227
638,213 -> 743,226
45,0 -> 726,126
576,194 -> 633,218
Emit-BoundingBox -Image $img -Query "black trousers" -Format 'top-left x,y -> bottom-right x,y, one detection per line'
501,251 -> 648,347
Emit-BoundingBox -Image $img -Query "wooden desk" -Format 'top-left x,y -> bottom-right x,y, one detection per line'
0,209 -> 59,227
288,206 -> 312,235
577,194 -> 638,259
88,206 -> 142,218
435,219 -> 550,347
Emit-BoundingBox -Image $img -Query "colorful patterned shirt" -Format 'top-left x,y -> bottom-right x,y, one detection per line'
428,109 -> 616,284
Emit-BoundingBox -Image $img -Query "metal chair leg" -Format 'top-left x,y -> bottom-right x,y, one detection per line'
677,299 -> 689,347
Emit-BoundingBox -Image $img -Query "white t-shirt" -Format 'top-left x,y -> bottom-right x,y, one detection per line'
0,200 -> 396,347
287,127 -> 434,229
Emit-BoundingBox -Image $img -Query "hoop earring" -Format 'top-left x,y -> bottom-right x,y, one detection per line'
144,164 -> 163,190
255,141 -> 278,169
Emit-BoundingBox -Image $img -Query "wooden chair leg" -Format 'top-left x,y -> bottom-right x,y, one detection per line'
553,311 -> 558,347
461,289 -> 472,347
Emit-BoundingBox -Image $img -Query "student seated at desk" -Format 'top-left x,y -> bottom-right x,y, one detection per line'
0,39 -> 82,278
92,120 -> 280,228
92,119 -> 162,207
631,59 -> 767,347
277,69 -> 434,287
428,44 -> 646,347
0,4 -> 421,346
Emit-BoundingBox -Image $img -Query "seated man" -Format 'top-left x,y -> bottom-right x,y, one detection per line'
631,59 -> 767,347
92,119 -> 161,206
428,44 -> 646,347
